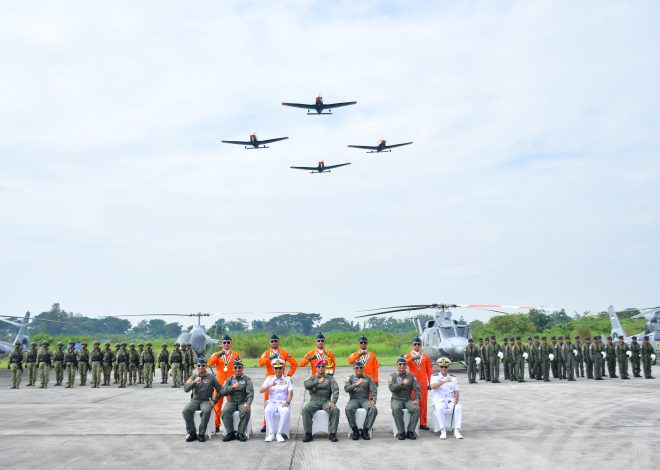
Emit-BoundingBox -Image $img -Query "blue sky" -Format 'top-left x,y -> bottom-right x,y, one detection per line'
1,1 -> 658,328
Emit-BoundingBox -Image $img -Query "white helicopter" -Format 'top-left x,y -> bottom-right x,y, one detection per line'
607,305 -> 660,358
0,312 -> 69,359
356,303 -> 555,363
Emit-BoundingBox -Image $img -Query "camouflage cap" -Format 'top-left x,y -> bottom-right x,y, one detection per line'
69,340 -> 75,345
174,342 -> 180,347
161,343 -> 167,348
81,342 -> 88,346
42,340 -> 50,345
93,341 -> 100,345
138,343 -> 144,347
121,342 -> 127,347
129,343 -> 135,347
31,342 -> 37,346
105,342 -> 111,346
115,343 -> 121,348
146,342 -> 152,346
14,342 -> 21,346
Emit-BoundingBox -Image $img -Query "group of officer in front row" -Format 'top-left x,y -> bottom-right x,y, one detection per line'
182,333 -> 463,443
463,334 -> 656,384
7,340 -> 196,389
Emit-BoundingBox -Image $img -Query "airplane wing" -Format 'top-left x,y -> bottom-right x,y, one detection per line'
282,102 -> 315,110
347,145 -> 379,150
221,140 -> 251,145
290,166 -> 319,171
324,101 -> 357,109
323,162 -> 351,170
259,137 -> 289,145
384,142 -> 413,149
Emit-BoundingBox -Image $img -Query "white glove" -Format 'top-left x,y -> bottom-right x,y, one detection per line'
626,350 -> 632,357
601,351 -> 607,358
497,351 -> 504,359
652,354 -> 657,361
548,353 -> 554,361
573,349 -> 578,356
475,357 -> 481,365
523,352 -> 529,359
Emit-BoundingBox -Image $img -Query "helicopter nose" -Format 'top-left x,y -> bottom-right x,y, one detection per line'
443,338 -> 468,358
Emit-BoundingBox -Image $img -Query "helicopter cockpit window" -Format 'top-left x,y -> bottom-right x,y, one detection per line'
456,325 -> 468,337
441,327 -> 456,338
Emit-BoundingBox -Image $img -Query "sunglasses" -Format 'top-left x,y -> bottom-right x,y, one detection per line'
270,340 -> 279,343
273,366 -> 284,369
359,341 -> 367,344
234,366 -> 243,370
354,366 -> 364,369
439,366 -> 448,368
316,339 -> 325,343
197,364 -> 206,368
316,365 -> 326,368
413,343 -> 421,346
222,341 -> 231,344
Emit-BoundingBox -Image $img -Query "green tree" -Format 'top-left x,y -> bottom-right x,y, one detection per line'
487,314 -> 535,336
318,317 -> 359,333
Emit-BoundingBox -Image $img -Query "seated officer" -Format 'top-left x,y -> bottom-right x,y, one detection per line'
388,356 -> 421,440
220,360 -> 254,442
260,358 -> 293,442
344,360 -> 378,440
430,357 -> 463,439
302,360 -> 340,442
182,357 -> 222,442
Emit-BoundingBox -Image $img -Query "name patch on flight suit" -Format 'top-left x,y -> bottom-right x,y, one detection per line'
397,377 -> 403,383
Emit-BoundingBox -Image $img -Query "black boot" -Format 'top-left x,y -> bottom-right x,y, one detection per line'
222,432 -> 235,442
406,431 -> 416,440
237,433 -> 247,442
361,429 -> 371,440
329,433 -> 338,442
302,433 -> 313,443
185,432 -> 198,442
351,427 -> 360,440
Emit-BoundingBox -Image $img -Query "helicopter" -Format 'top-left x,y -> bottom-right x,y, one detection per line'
356,303 -> 553,364
607,305 -> 660,358
0,312 -> 69,359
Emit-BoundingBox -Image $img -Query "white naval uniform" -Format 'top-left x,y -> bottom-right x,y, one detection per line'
430,372 -> 463,431
262,375 -> 293,434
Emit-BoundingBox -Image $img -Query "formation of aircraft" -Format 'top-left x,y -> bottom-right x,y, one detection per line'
282,95 -> 357,115
347,139 -> 413,153
221,134 -> 288,149
290,161 -> 351,173
356,303 -> 556,365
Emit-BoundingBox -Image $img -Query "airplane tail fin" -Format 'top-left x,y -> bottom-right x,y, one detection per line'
608,306 -> 626,340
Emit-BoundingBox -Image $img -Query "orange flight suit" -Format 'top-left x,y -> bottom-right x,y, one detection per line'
300,348 -> 337,375
405,351 -> 433,426
207,348 -> 241,430
347,349 -> 380,383
258,347 -> 298,427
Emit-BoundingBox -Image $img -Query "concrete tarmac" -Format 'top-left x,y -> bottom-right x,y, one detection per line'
1,366 -> 658,470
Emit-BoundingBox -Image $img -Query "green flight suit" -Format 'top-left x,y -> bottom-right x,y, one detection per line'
479,343 -> 488,381
9,349 -> 23,388
583,341 -> 593,378
37,347 -> 53,388
90,347 -> 104,388
220,374 -> 255,435
574,340 -> 584,377
512,342 -> 525,382
502,342 -> 511,380
388,371 -> 420,436
464,344 -> 479,383
616,342 -> 630,379
182,372 -> 223,436
591,342 -> 604,379
539,343 -> 551,381
53,347 -> 64,385
344,373 -> 378,431
640,341 -> 655,378
563,342 -> 576,380
487,342 -> 502,383
605,342 -> 617,378
303,374 -> 340,435
550,342 -> 560,379
558,341 -> 566,379
64,347 -> 78,387
630,341 -> 641,377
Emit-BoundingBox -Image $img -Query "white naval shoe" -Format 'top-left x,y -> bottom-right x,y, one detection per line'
440,429 -> 447,439
265,434 -> 275,442
276,434 -> 285,442
454,429 -> 463,439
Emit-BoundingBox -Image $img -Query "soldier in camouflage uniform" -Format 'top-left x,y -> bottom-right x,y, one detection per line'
540,337 -> 551,382
64,341 -> 78,388
169,343 -> 183,388
182,357 -> 223,442
389,356 -> 421,440
37,341 -> 53,388
77,342 -> 90,385
8,342 -> 23,388
25,342 -> 38,386
181,343 -> 190,381
128,344 -> 140,385
616,336 -> 630,380
102,342 -> 114,386
90,341 -> 104,388
302,359 -> 340,442
53,342 -> 65,386
112,343 -> 121,383
220,360 -> 255,442
605,336 -> 617,378
158,343 -> 170,384
640,335 -> 655,379
141,342 -> 155,388
344,361 -> 378,439
512,337 -> 525,382
591,336 -> 605,380
630,336 -> 641,378
563,336 -> 576,381
116,343 -> 129,388
137,343 -> 145,383
464,338 -> 479,384
574,336 -> 584,378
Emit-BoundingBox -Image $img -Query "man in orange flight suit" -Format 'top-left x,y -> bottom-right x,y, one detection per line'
207,335 -> 241,433
405,336 -> 433,430
258,334 -> 298,432
347,335 -> 379,383
300,333 -> 337,376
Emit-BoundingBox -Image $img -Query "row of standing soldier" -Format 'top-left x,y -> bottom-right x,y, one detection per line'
8,340 -> 198,389
463,334 -> 655,383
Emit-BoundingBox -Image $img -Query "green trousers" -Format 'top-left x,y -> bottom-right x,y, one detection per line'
39,363 -> 50,387
222,401 -> 252,434
302,401 -> 339,435
159,362 -> 168,383
66,363 -> 76,387
119,363 -> 128,386
54,361 -> 63,385
345,399 -> 377,430
11,364 -> 23,388
27,362 -> 37,385
103,364 -> 112,385
129,363 -> 138,385
618,357 -> 629,379
391,399 -> 419,435
78,363 -> 88,385
171,363 -> 182,387
143,363 -> 154,386
92,361 -> 102,387
183,399 -> 213,436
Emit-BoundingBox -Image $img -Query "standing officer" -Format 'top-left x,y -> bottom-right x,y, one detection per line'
90,341 -> 104,388
158,343 -> 170,384
208,335 -> 241,432
219,360 -> 254,442
591,336 -> 605,380
182,357 -> 223,442
169,343 -> 183,388
605,337 -> 618,378
532,336 -> 542,380
302,360 -> 339,442
557,336 -> 566,379
574,336 -> 584,378
9,342 -> 23,388
113,343 -> 121,383
25,342 -> 38,386
464,338 -> 479,384
136,343 -> 145,384
128,344 -> 140,386
116,343 -> 129,388
405,337 -> 432,430
487,336 -> 502,383
102,342 -> 114,386
181,343 -> 191,381
502,337 -> 511,381
37,341 -> 53,388
430,358 -> 463,439
300,333 -> 337,376
540,337 -> 551,382
477,338 -> 486,381
616,336 -> 631,379
525,337 -> 534,379
512,337 -> 525,382
583,337 -> 593,379
348,335 -> 380,384
389,356 -> 421,440
258,334 -> 298,432
550,337 -> 559,379
77,342 -> 90,386
141,342 -> 155,388
260,358 -> 294,442
64,341 -> 78,388
630,336 -> 641,377
563,336 -> 576,381
640,336 -> 655,379
53,342 -> 65,386
185,343 -> 195,380
344,360 -> 378,440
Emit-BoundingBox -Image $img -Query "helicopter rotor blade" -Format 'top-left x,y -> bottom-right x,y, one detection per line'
355,306 -> 433,318
357,304 -> 434,313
